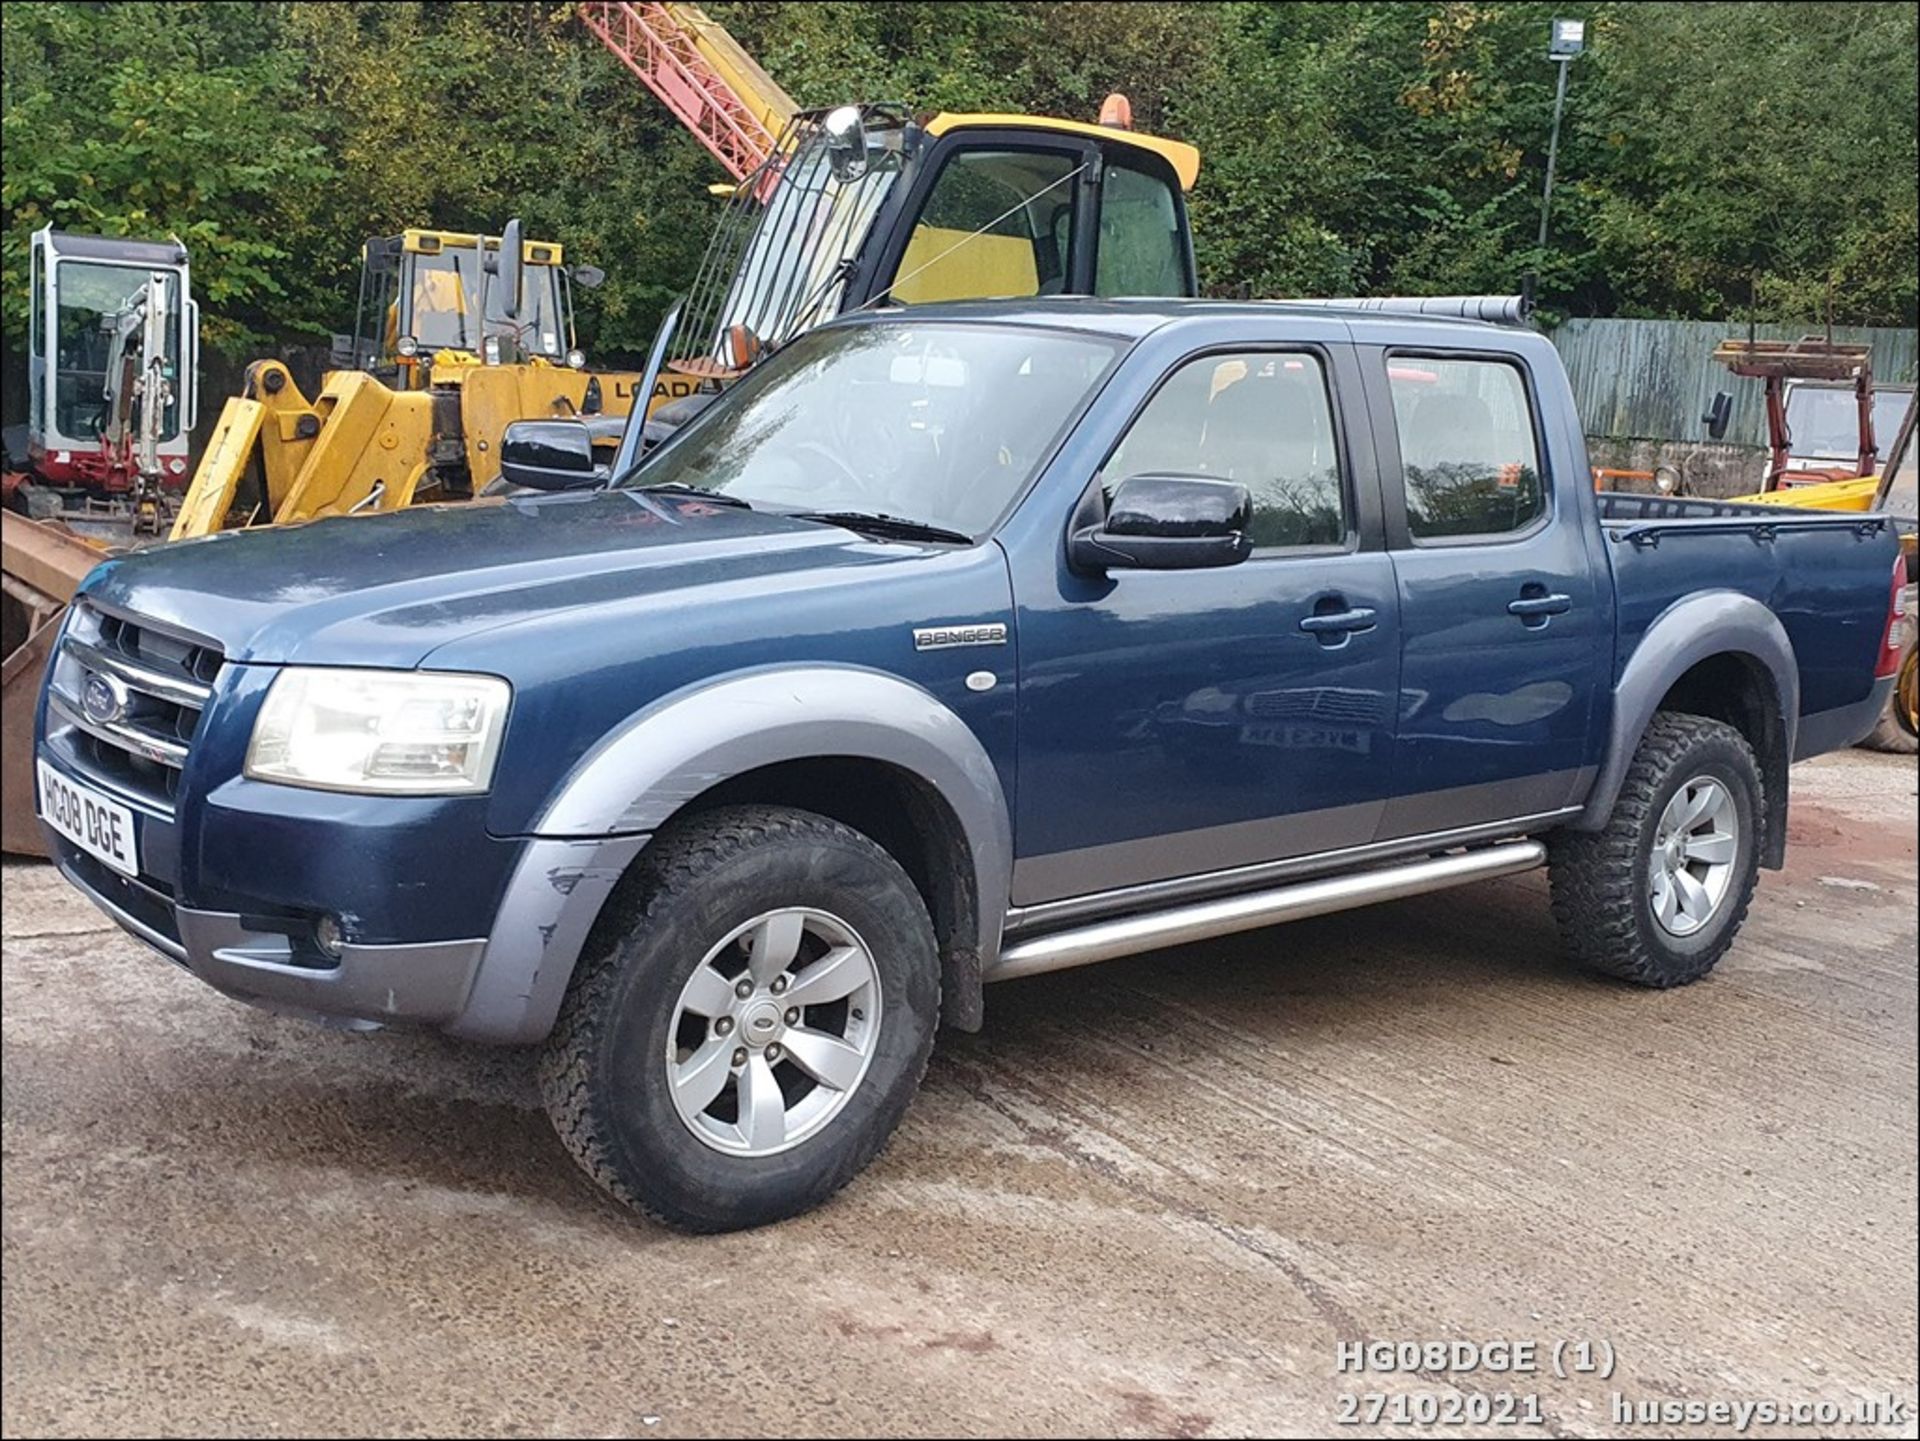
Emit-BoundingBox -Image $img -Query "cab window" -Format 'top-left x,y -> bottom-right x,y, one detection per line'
1388,357 -> 1545,540
891,149 -> 1079,304
1095,157 -> 1187,298
1104,351 -> 1347,550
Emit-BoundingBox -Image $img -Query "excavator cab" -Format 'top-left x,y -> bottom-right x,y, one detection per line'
12,227 -> 198,502
336,228 -> 588,387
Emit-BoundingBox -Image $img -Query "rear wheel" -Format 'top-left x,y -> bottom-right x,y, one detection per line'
1549,712 -> 1763,988
539,805 -> 939,1232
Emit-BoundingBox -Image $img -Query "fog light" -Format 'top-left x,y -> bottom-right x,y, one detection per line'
314,914 -> 344,959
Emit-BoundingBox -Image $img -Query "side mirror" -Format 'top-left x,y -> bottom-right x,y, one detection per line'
822,104 -> 869,184
1069,474 -> 1253,573
1703,391 -> 1733,441
498,419 -> 608,491
492,217 -> 524,322
571,264 -> 606,291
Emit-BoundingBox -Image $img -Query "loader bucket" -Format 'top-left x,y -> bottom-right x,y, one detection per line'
2,513 -> 108,857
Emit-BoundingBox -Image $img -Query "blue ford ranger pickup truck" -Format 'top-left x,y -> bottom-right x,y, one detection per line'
35,300 -> 1905,1230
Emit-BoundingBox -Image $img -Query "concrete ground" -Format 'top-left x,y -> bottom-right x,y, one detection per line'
3,750 -> 1914,1439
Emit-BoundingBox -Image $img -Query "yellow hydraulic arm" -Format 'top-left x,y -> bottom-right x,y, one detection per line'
170,361 -> 433,540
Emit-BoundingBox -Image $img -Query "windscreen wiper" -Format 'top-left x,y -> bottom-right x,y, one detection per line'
793,511 -> 972,545
635,481 -> 753,509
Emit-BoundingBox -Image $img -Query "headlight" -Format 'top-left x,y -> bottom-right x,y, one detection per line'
395,335 -> 420,358
566,347 -> 587,370
246,668 -> 511,794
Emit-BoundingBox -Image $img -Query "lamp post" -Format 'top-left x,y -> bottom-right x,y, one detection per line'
1537,17 -> 1586,249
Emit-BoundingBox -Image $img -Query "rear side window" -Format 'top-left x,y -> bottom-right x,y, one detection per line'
1104,351 -> 1347,549
1389,357 -> 1545,540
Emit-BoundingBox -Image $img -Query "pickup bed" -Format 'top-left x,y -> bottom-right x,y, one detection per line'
35,300 -> 1905,1230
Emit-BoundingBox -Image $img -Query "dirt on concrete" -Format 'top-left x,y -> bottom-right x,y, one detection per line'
3,751 -> 1914,1438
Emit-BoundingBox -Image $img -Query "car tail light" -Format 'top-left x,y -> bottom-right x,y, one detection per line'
1877,556 -> 1909,680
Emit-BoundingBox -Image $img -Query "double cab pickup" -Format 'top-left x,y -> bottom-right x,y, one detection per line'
37,300 -> 1906,1229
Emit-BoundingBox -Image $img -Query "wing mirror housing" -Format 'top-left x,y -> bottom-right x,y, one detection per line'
1703,390 -> 1733,441
822,105 -> 869,184
488,217 -> 524,323
1069,474 -> 1253,573
570,264 -> 606,290
498,419 -> 609,491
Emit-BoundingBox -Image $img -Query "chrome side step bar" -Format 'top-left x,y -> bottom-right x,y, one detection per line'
986,840 -> 1548,982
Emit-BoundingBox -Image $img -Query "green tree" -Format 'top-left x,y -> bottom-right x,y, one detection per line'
1,2 -> 329,348
1577,1 -> 1918,324
3,0 -> 1914,387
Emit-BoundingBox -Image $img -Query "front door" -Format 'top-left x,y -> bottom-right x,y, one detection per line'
1012,341 -> 1401,907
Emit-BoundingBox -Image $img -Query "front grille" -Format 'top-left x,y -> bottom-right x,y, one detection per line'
47,602 -> 223,815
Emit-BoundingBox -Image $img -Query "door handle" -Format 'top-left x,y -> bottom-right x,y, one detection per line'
1299,607 -> 1378,635
1507,594 -> 1572,618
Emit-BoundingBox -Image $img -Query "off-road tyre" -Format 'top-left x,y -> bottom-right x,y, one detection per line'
539,805 -> 940,1232
1549,712 -> 1763,988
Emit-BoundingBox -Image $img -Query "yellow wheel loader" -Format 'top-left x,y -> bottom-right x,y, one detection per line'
169,220 -> 649,539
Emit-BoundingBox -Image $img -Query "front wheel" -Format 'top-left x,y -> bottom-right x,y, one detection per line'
540,805 -> 940,1231
1549,712 -> 1763,988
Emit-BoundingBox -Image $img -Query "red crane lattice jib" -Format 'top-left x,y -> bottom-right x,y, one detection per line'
580,1 -> 777,181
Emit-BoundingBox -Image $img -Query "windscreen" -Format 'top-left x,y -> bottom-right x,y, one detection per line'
407,249 -> 483,351
625,322 -> 1120,536
489,264 -> 568,360
677,107 -> 908,374
1786,384 -> 1914,464
52,261 -> 182,443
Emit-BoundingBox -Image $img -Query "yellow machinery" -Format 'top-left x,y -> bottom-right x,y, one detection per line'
169,222 -> 646,538
611,99 -> 1201,473
1730,377 -> 1919,752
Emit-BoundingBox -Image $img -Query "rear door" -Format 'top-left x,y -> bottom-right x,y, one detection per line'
1360,342 -> 1608,836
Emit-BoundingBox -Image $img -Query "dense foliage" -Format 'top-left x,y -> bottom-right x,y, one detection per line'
3,0 -> 1914,364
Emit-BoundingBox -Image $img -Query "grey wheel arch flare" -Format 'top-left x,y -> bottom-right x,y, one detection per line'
455,666 -> 1012,1045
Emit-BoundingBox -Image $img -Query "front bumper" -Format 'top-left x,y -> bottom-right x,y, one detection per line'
55,844 -> 487,1030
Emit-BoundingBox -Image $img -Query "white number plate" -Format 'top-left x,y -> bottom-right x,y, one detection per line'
37,759 -> 139,877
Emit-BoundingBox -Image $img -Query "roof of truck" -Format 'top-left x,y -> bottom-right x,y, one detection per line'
841,296 -> 1527,340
